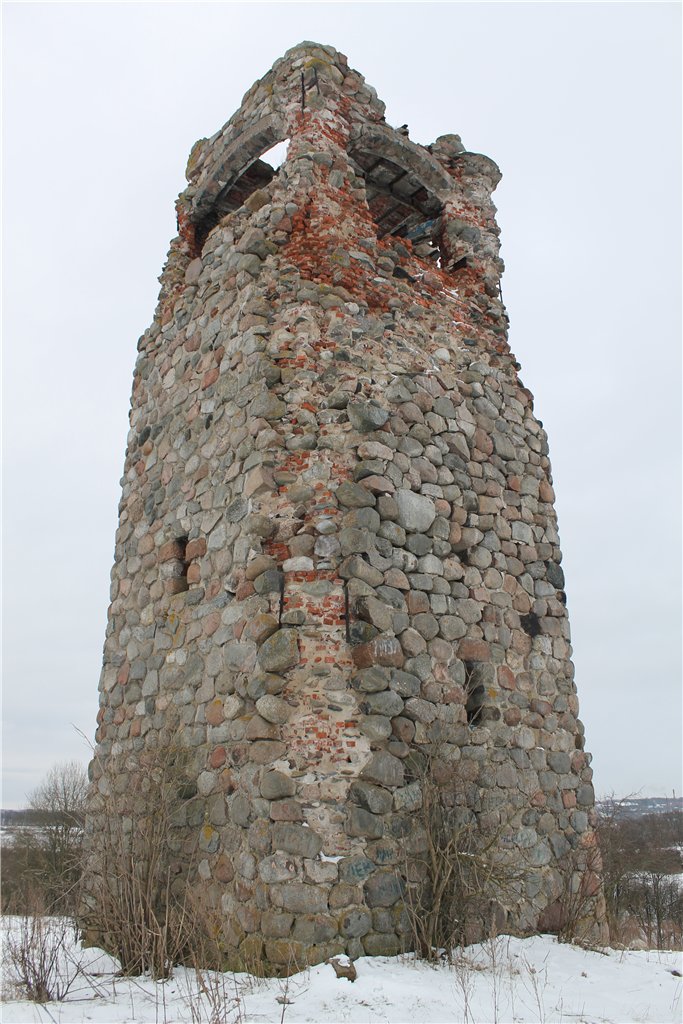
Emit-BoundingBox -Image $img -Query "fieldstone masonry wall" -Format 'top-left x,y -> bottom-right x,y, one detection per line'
83,42 -> 607,969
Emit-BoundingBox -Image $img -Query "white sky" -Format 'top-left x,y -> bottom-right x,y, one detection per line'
2,2 -> 681,808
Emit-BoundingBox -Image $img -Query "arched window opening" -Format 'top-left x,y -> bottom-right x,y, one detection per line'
261,140 -> 289,171
350,147 -> 444,265
193,137 -> 290,252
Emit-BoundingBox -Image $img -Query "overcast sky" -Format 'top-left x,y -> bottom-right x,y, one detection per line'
3,2 -> 681,808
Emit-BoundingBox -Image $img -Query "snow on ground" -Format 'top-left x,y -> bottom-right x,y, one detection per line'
1,918 -> 681,1024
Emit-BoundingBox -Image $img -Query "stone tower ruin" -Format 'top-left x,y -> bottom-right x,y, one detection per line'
83,42 -> 606,970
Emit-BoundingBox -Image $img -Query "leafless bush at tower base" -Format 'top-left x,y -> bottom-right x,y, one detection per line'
80,736 -> 213,979
403,751 -> 520,959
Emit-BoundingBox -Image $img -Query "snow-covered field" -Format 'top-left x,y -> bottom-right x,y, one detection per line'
1,917 -> 681,1023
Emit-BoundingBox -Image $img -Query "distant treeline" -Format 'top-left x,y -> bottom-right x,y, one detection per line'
1,808 -> 83,828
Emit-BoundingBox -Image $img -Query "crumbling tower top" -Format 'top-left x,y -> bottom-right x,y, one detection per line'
173,41 -> 503,318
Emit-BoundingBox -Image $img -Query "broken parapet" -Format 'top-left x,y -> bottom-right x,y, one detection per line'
82,42 -> 607,972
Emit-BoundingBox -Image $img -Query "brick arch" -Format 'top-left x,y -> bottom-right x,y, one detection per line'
348,123 -> 452,242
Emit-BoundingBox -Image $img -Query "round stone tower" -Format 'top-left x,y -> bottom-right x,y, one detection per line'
82,42 -> 607,971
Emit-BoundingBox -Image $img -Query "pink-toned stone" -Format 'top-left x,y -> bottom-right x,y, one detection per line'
159,540 -> 185,562
246,614 -> 279,644
498,665 -> 516,690
406,590 -> 430,614
269,800 -> 304,821
539,479 -> 555,502
209,746 -> 227,768
504,707 -> 522,725
361,475 -> 395,494
235,580 -> 255,600
457,638 -> 490,662
352,636 -> 404,668
214,855 -> 234,883
205,700 -> 225,726
202,367 -> 219,389
203,612 -> 222,637
186,537 -> 207,560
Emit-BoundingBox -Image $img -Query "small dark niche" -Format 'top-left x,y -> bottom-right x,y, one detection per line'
173,535 -> 190,593
464,660 -> 485,726
520,612 -> 542,638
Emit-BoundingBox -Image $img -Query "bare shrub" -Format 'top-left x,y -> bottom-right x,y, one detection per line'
30,760 -> 87,913
181,963 -> 244,1024
552,802 -> 683,949
555,841 -> 605,945
450,949 -> 476,1024
3,896 -> 83,1003
29,760 -> 88,827
625,871 -> 683,950
518,951 -> 548,1024
404,751 -> 517,959
595,799 -> 683,949
0,836 -> 45,915
594,794 -> 643,940
80,738 -> 205,979
1,761 -> 87,915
